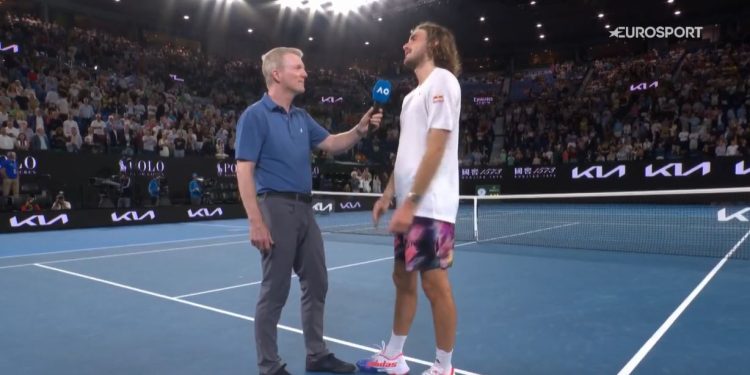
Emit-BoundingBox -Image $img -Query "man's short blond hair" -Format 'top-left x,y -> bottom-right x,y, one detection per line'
261,47 -> 303,87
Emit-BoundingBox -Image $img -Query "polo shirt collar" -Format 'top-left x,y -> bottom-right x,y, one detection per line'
261,93 -> 301,113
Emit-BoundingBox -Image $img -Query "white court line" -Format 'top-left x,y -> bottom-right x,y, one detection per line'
617,226 -> 750,375
0,240 -> 249,270
173,233 -> 507,300
0,233 -> 247,260
480,222 -> 580,242
173,231 -> 523,300
174,256 -> 395,299
34,263 -> 481,375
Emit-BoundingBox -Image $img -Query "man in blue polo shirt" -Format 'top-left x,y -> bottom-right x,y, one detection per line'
1,151 -> 19,204
235,47 -> 382,375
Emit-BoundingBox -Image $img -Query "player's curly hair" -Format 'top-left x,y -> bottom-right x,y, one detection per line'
414,22 -> 462,76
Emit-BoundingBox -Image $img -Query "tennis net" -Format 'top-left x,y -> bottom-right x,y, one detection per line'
311,188 -> 750,259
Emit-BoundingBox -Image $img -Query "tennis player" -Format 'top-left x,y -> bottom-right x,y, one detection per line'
357,22 -> 462,375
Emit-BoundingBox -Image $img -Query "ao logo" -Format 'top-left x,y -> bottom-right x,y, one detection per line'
376,87 -> 390,96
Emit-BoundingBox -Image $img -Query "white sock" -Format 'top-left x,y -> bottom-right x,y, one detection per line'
384,331 -> 407,357
435,348 -> 453,371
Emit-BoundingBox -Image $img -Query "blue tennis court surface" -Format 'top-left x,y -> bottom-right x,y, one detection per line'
1,210 -> 749,374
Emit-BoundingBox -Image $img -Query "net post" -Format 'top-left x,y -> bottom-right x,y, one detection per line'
473,197 -> 478,242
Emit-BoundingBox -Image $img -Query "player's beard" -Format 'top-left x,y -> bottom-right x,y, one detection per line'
404,48 -> 427,70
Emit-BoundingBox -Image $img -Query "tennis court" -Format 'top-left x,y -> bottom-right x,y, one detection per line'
1,194 -> 749,374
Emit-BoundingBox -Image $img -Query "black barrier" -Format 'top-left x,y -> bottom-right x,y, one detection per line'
0,204 -> 246,233
459,158 -> 750,194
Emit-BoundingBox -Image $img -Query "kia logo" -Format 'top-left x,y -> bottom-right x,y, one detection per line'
111,210 -> 156,222
187,208 -> 224,218
10,214 -> 69,227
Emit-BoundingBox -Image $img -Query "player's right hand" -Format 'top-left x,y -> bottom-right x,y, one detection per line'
372,197 -> 390,228
250,220 -> 274,252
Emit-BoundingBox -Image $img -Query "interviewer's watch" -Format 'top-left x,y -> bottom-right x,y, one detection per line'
407,191 -> 422,205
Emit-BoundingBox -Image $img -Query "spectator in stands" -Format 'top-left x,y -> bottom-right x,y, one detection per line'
117,172 -> 132,208
147,176 -> 161,206
51,192 -> 71,210
0,127 -> 14,151
372,174 -> 382,194
1,151 -> 20,203
51,127 -> 67,151
189,173 -> 202,206
349,170 -> 361,192
361,168 -> 372,193
30,126 -> 50,151
20,196 -> 41,212
15,133 -> 29,152
66,126 -> 82,153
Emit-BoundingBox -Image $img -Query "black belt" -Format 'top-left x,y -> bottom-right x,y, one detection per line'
257,191 -> 312,204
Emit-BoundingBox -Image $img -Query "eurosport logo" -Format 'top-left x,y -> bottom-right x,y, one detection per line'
10,214 -> 69,228
572,165 -> 625,179
609,26 -> 703,39
110,210 -> 156,222
187,208 -> 223,219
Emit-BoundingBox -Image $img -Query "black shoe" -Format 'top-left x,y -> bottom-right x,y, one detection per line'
306,353 -> 357,373
271,364 -> 291,375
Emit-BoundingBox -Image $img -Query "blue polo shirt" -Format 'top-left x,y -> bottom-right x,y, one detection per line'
1,158 -> 18,179
235,93 -> 329,194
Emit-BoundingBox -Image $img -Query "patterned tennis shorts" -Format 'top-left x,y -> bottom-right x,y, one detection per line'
394,216 -> 455,272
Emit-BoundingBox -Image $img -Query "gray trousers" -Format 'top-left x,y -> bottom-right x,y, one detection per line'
255,196 -> 329,375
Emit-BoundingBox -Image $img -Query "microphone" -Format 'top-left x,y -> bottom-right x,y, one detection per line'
371,79 -> 392,111
370,79 -> 392,134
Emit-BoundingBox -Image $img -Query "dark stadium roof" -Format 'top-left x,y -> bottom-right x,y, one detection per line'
20,0 -> 750,60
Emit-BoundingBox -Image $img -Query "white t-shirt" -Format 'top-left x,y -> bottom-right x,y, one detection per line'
394,67 -> 461,223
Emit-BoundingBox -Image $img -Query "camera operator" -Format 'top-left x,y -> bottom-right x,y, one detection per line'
117,172 -> 132,208
51,191 -> 71,210
189,173 -> 203,206
147,176 -> 161,206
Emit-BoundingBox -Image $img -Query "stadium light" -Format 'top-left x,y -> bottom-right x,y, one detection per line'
277,0 -> 378,14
